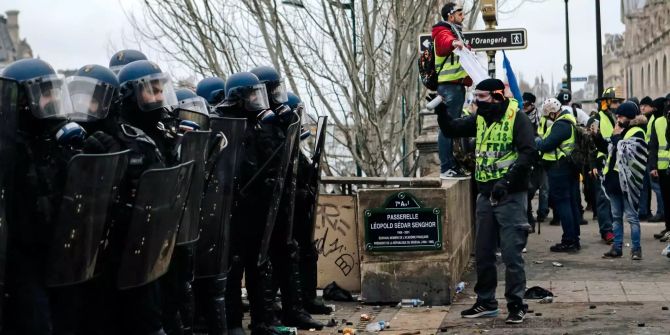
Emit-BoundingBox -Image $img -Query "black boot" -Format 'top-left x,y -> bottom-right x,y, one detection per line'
197,274 -> 228,335
298,246 -> 331,315
250,260 -> 282,335
280,242 -> 324,330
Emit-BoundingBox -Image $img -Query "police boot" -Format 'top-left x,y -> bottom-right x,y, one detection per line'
250,260 -> 282,335
299,246 -> 332,315
281,243 -> 324,330
179,247 -> 196,335
200,274 -> 228,335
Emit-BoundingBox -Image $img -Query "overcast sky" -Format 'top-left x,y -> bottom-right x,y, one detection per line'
2,0 -> 624,91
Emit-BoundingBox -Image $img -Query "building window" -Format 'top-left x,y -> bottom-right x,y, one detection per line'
648,63 -> 651,93
629,67 -> 634,96
641,66 -> 644,93
655,59 -> 659,90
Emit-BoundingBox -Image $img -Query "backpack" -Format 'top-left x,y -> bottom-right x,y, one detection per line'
567,123 -> 593,167
417,37 -> 445,91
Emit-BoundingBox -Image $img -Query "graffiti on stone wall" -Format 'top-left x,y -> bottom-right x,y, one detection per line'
315,196 -> 360,291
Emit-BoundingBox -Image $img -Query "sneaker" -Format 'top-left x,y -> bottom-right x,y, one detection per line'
631,249 -> 642,260
522,247 -> 527,253
440,169 -> 465,179
456,166 -> 471,176
604,232 -> 615,245
654,229 -> 669,239
550,242 -> 579,252
650,214 -> 665,223
505,308 -> 526,324
660,231 -> 670,242
460,303 -> 499,318
602,248 -> 623,258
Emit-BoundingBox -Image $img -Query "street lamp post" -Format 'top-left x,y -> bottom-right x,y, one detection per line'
595,0 -> 604,97
564,0 -> 572,91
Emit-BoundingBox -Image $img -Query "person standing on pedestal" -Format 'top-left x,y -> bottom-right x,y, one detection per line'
432,1 -> 473,178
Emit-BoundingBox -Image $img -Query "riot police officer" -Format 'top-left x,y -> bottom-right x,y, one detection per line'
285,92 -> 332,316
249,66 -> 322,330
109,49 -> 149,75
98,59 -> 192,335
216,71 -> 286,335
161,88 -> 212,335
2,59 -> 124,335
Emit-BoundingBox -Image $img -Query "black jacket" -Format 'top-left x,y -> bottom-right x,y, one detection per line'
436,100 -> 537,195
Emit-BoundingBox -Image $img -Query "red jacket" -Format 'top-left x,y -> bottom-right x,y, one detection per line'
431,22 -> 472,86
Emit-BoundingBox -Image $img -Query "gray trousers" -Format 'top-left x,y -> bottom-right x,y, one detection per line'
474,191 -> 530,309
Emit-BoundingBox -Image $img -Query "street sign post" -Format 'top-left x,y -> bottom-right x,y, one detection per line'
418,28 -> 527,53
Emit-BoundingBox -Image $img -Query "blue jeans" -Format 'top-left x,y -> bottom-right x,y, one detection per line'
640,168 -> 665,216
537,169 -> 549,218
594,174 -> 613,235
547,162 -> 581,244
609,192 -> 641,251
437,83 -> 466,173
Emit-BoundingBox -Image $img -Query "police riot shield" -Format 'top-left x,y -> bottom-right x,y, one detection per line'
46,151 -> 129,287
257,117 -> 301,263
117,161 -> 194,289
195,117 -> 246,278
301,116 -> 327,242
176,130 -> 211,245
0,78 -> 19,320
280,112 -> 303,243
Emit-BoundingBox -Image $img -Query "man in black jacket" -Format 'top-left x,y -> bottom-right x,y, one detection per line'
435,79 -> 536,324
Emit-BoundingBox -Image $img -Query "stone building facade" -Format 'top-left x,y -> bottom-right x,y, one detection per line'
613,0 -> 670,98
0,10 -> 33,69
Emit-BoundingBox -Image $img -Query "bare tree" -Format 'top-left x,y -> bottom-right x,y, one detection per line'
125,0 -> 544,176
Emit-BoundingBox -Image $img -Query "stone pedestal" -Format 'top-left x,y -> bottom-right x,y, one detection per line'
357,178 -> 473,305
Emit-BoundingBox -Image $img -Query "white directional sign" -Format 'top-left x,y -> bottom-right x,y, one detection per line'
418,28 -> 528,53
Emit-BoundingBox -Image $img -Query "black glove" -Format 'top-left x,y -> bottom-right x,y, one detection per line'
491,179 -> 510,202
83,131 -> 121,154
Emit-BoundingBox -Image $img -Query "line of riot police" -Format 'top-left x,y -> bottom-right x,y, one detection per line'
0,50 -> 330,335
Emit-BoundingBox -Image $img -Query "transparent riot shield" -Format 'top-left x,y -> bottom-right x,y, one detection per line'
176,130 -> 211,245
46,150 -> 129,287
195,117 -> 246,278
117,161 -> 194,289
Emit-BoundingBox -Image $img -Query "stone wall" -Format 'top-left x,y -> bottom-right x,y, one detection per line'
355,179 -> 473,305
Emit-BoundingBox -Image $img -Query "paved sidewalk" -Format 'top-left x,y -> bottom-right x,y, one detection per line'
442,210 -> 670,334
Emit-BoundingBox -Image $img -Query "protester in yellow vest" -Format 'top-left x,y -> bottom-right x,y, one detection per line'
599,102 -> 648,260
637,97 -> 666,224
432,2 -> 473,178
589,87 -> 624,243
435,78 -> 536,324
535,98 -> 583,252
649,98 -> 670,242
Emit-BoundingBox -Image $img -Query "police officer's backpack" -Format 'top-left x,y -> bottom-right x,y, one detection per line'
417,38 -> 445,91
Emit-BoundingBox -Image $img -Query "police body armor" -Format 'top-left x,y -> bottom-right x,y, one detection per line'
0,78 -> 19,324
46,150 -> 129,287
195,117 -> 246,278
117,161 -> 194,289
176,130 -> 211,245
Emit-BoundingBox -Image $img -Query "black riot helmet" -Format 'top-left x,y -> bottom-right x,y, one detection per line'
109,49 -> 148,75
250,66 -> 288,106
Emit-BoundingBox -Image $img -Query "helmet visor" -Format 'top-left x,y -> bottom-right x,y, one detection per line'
24,74 -> 74,119
269,79 -> 288,104
179,96 -> 210,116
244,84 -> 270,112
178,108 -> 210,130
66,76 -> 117,121
132,73 -> 178,112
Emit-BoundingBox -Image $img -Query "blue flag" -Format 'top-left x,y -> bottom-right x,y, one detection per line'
502,50 -> 523,105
